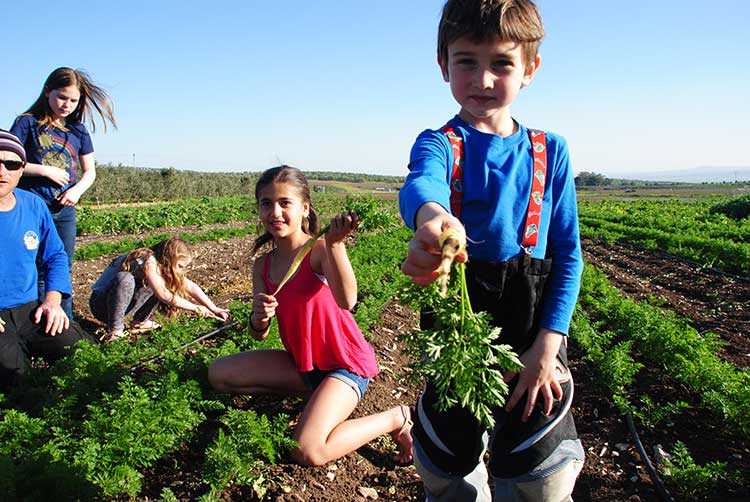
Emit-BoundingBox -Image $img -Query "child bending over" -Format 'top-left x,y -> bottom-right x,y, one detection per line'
89,237 -> 229,342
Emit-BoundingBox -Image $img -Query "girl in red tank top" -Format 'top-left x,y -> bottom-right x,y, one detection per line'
208,165 -> 413,466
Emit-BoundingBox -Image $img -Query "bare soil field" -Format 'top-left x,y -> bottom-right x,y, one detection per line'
68,233 -> 749,501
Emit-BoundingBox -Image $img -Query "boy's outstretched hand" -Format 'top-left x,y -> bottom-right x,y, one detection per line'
401,202 -> 467,285
503,329 -> 565,421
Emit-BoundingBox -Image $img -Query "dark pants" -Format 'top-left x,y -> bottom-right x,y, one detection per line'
0,300 -> 94,389
413,256 -> 579,479
89,272 -> 158,333
37,205 -> 76,318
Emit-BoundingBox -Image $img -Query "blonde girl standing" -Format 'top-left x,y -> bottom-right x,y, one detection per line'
209,165 -> 413,466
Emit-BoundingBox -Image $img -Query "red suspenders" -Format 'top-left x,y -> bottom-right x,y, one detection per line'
443,127 -> 465,219
440,125 -> 548,253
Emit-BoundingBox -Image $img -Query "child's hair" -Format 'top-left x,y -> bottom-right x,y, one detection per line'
438,0 -> 544,67
121,237 -> 192,316
21,67 -> 117,133
252,165 -> 319,254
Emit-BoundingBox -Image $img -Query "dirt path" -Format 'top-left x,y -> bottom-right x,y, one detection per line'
68,235 -> 749,501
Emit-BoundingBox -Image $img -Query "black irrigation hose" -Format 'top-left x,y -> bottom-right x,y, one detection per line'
127,321 -> 239,373
625,410 -> 675,502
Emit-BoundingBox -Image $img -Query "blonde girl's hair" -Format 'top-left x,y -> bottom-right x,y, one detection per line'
251,165 -> 319,254
121,237 -> 192,317
20,67 -> 117,133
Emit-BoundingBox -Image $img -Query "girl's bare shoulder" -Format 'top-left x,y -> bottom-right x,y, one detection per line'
252,251 -> 271,275
251,251 -> 271,294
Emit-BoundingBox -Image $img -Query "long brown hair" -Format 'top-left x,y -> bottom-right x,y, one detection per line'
251,165 -> 319,254
121,237 -> 192,316
20,67 -> 117,133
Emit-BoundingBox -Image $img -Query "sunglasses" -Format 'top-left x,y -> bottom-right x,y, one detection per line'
0,159 -> 25,171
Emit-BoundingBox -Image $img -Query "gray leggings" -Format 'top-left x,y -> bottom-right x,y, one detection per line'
89,272 -> 159,332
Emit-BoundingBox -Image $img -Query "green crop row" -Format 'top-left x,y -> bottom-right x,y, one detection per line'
78,196 -> 256,235
573,263 -> 750,497
77,193 -> 398,240
574,263 -> 750,436
579,215 -> 750,274
75,194 -> 402,262
578,199 -> 750,245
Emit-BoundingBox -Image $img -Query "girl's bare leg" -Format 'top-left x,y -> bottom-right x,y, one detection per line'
208,349 -> 306,395
292,377 -> 413,466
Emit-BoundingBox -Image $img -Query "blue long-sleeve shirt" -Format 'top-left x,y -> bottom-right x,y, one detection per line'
399,116 -> 583,335
0,189 -> 71,310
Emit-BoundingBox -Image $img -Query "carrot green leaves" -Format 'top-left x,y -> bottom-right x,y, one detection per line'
400,258 -> 522,428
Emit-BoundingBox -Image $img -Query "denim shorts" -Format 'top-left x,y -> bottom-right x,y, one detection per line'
301,367 -> 370,401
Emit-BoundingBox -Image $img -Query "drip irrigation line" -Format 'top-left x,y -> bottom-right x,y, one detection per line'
625,410 -> 675,502
127,321 -> 239,373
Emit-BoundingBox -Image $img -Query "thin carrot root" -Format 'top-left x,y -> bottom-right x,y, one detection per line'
437,228 -> 467,297
274,224 -> 330,295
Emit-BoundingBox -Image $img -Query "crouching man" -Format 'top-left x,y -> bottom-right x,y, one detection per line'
0,130 -> 93,389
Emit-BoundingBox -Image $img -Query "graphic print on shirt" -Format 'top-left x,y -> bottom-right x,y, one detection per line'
37,131 -> 78,177
24,230 -> 39,250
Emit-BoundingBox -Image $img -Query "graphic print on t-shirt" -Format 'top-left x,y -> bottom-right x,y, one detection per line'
37,131 -> 78,177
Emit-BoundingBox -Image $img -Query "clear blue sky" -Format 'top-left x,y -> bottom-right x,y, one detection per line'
3,0 -> 748,178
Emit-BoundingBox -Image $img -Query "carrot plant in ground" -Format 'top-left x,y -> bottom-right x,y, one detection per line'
572,261 -> 750,499
577,263 -> 750,437
709,193 -> 750,220
200,409 -> 297,501
0,307 -> 292,501
663,441 -> 748,500
399,259 -> 522,428
349,226 -> 412,331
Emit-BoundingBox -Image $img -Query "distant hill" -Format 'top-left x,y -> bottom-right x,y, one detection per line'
608,166 -> 750,183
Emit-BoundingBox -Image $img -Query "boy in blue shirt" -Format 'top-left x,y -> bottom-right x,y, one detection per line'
399,1 -> 584,500
0,130 -> 93,389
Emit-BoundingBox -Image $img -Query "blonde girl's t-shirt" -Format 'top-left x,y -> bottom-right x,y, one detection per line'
263,251 -> 379,379
91,254 -> 156,293
11,114 -> 94,208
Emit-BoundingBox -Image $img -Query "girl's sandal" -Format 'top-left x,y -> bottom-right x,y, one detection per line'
391,404 -> 414,464
129,320 -> 161,332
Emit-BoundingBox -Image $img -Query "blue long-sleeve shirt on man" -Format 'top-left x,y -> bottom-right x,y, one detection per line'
399,116 -> 583,335
0,189 -> 71,310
